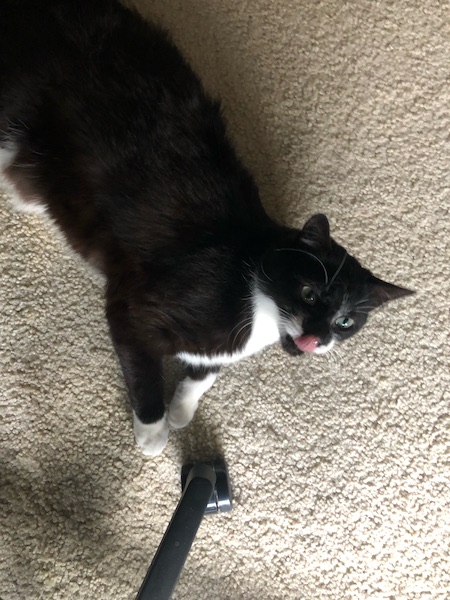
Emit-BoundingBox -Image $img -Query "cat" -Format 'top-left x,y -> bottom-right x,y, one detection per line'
0,0 -> 413,456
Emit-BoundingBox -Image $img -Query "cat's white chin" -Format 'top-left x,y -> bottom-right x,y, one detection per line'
314,338 -> 336,354
133,414 -> 169,456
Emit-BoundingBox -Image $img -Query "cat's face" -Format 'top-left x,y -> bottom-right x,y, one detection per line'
260,214 -> 413,355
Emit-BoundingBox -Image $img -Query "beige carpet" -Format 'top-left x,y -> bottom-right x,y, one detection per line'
1,0 -> 449,598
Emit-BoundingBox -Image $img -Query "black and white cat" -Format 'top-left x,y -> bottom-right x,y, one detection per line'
0,0 -> 413,455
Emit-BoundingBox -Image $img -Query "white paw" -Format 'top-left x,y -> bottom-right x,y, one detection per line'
168,373 -> 217,430
168,400 -> 197,430
133,414 -> 169,456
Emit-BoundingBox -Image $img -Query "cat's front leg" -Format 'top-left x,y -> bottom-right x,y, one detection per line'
132,410 -> 169,457
107,301 -> 169,456
168,365 -> 220,430
122,351 -> 169,456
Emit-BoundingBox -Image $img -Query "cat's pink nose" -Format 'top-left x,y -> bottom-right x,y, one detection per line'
294,335 -> 320,353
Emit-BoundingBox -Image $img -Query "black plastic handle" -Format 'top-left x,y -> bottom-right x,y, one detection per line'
135,464 -> 217,600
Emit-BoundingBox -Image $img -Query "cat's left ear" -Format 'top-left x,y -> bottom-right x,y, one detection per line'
301,213 -> 331,251
368,275 -> 415,307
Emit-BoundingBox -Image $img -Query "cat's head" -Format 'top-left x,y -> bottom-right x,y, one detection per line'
259,214 -> 414,355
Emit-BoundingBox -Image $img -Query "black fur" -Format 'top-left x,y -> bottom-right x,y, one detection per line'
0,0 -> 413,430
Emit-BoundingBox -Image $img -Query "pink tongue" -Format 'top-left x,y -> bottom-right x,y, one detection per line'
294,335 -> 320,353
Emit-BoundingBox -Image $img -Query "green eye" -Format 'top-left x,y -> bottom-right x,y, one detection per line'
335,316 -> 355,330
301,285 -> 317,305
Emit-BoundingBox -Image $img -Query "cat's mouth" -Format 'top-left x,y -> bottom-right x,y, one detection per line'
294,334 -> 320,353
289,334 -> 335,355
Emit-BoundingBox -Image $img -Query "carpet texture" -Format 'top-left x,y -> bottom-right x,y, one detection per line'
1,1 -> 449,598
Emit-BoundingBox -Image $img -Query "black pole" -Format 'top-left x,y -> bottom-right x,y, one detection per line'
135,464 -> 216,600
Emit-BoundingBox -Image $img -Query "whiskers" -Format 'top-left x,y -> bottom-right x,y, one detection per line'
326,251 -> 348,291
277,306 -> 299,337
352,298 -> 377,315
354,298 -> 373,307
260,260 -> 273,282
227,313 -> 253,352
324,344 -> 343,371
274,248 -> 329,286
277,306 -> 293,321
273,247 -> 350,292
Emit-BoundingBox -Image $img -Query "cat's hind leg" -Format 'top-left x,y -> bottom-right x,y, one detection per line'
168,366 -> 219,430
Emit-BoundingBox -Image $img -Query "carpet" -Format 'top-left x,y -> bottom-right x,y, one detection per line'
1,0 -> 449,598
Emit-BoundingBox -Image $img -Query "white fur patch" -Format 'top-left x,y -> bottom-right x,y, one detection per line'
0,145 -> 17,198
178,287 -> 280,368
1,144 -> 47,214
0,145 -> 16,170
133,413 -> 169,456
168,373 -> 218,429
284,321 -> 304,339
8,193 -> 47,215
314,338 -> 336,354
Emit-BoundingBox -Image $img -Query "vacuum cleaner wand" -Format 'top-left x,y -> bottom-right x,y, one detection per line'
136,460 -> 232,600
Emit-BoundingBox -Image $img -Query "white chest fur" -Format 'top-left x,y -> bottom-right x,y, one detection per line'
178,288 -> 280,368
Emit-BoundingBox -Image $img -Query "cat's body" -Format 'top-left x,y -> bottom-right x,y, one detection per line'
0,0 -> 412,455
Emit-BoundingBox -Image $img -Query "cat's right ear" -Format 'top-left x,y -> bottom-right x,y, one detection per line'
301,213 -> 331,250
368,275 -> 415,307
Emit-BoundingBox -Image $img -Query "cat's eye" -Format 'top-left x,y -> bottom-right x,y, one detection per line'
301,285 -> 317,305
335,316 -> 355,330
